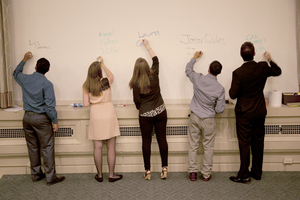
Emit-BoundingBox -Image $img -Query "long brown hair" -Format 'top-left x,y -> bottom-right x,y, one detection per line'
83,61 -> 104,96
129,58 -> 152,94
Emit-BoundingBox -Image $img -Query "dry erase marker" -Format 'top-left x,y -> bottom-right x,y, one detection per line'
117,105 -> 126,107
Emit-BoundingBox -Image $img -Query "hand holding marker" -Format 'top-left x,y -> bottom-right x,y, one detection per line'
193,51 -> 203,59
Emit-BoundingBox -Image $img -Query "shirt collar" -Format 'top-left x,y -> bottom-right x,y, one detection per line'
244,60 -> 255,63
207,73 -> 217,80
33,72 -> 45,76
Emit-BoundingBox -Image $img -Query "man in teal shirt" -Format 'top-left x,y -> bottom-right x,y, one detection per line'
13,52 -> 65,185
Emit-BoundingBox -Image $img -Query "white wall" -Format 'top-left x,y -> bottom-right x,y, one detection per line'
10,0 -> 298,104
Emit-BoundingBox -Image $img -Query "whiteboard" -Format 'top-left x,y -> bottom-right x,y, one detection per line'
10,0 -> 298,104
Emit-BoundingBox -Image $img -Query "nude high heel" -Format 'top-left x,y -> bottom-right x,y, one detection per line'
144,170 -> 151,180
161,167 -> 168,179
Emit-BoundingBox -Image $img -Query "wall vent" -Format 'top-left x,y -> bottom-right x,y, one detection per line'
265,125 -> 281,135
0,127 -> 73,138
0,128 -> 24,138
120,126 -> 188,136
0,125 -> 299,139
265,125 -> 300,135
281,125 -> 300,134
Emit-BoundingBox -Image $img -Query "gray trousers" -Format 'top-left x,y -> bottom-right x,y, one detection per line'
188,113 -> 216,178
23,111 -> 57,182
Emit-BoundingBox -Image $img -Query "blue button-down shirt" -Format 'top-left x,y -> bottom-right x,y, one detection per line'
185,58 -> 225,119
13,61 -> 58,124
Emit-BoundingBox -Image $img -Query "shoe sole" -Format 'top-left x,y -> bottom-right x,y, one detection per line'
161,171 -> 167,179
109,174 -> 123,182
144,174 -> 151,180
230,178 -> 251,184
47,177 -> 65,186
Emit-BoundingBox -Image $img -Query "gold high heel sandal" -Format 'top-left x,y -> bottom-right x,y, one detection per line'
161,167 -> 168,179
144,170 -> 151,180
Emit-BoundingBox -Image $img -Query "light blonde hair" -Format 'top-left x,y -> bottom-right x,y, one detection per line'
83,61 -> 104,96
129,58 -> 152,94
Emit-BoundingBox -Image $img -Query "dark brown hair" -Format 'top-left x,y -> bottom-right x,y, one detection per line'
36,58 -> 50,74
241,41 -> 255,61
209,60 -> 222,76
129,58 -> 153,94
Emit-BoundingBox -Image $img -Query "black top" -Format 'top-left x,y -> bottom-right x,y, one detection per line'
229,60 -> 281,118
133,56 -> 164,115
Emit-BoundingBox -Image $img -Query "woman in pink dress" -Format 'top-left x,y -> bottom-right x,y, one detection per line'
83,56 -> 122,182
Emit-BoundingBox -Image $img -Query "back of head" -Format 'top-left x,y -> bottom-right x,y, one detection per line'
240,42 -> 255,61
88,61 -> 103,79
134,58 -> 151,77
83,61 -> 103,96
36,58 -> 50,74
129,57 -> 151,94
209,60 -> 222,76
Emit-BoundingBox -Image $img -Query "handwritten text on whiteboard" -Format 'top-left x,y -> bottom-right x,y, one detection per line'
136,31 -> 160,47
29,40 -> 50,49
99,29 -> 119,54
246,34 -> 266,52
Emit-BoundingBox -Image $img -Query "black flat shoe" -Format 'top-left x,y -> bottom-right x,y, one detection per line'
109,174 -> 123,182
229,176 -> 251,183
95,174 -> 103,182
47,176 -> 65,186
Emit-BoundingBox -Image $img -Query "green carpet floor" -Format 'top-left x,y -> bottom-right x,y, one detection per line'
1,172 -> 300,200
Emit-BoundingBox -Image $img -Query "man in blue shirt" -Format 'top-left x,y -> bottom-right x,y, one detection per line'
13,52 -> 65,185
185,51 -> 225,182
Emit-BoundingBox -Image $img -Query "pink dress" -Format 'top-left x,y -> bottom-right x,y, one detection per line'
88,83 -> 120,140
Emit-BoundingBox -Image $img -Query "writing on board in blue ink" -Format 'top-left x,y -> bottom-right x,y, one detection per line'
136,30 -> 160,47
138,31 -> 160,38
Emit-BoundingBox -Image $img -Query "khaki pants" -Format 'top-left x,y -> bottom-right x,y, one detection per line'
188,113 -> 216,178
